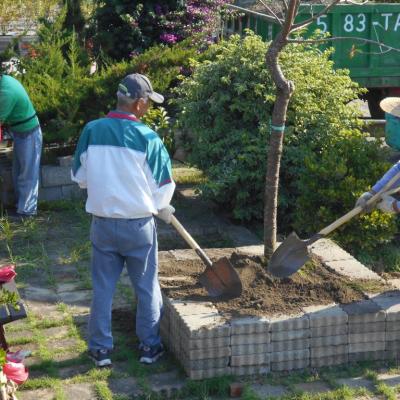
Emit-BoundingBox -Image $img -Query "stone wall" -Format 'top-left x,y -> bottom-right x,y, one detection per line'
0,150 -> 84,206
39,156 -> 84,202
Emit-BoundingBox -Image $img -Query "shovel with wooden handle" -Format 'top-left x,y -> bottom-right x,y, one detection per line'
170,215 -> 242,298
267,170 -> 400,278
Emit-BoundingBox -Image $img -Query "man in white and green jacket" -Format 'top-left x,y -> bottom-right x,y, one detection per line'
0,74 -> 42,217
72,74 -> 176,367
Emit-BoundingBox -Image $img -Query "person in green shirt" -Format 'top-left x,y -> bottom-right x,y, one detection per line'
0,74 -> 42,217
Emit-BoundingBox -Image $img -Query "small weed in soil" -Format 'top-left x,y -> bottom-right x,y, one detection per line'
160,253 -> 389,317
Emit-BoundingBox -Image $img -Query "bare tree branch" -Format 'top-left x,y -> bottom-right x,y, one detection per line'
287,36 -> 400,53
258,0 -> 284,25
291,0 -> 341,32
282,0 -> 299,37
227,4 -> 279,24
281,0 -> 289,13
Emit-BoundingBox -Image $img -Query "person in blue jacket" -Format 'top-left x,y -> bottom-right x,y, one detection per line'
72,74 -> 176,367
356,97 -> 400,213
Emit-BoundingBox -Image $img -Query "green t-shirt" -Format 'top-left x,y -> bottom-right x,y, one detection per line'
0,75 -> 39,133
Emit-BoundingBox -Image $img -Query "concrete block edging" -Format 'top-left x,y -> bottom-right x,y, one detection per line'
160,242 -> 400,379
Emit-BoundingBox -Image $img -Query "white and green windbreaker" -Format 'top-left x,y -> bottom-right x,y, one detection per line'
71,111 -> 175,219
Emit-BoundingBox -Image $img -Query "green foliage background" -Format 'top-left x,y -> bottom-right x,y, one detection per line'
17,11 -> 198,147
175,33 -> 396,252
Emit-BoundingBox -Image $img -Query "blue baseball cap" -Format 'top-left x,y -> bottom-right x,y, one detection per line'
117,73 -> 164,104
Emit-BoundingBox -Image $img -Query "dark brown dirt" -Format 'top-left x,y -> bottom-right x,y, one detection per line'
159,253 -> 388,318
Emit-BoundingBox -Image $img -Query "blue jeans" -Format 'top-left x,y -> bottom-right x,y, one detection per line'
88,215 -> 162,351
12,126 -> 42,215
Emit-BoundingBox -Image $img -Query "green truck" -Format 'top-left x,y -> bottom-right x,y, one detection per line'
229,3 -> 400,117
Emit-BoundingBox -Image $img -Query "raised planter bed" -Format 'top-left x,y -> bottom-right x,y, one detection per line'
159,241 -> 399,379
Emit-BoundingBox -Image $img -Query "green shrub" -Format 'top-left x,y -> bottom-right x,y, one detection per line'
18,11 -> 91,144
16,27 -> 198,145
175,32 -> 396,252
83,40 -> 199,121
142,106 -> 175,155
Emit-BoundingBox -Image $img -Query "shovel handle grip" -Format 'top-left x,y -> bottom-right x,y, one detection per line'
170,215 -> 213,268
318,170 -> 400,237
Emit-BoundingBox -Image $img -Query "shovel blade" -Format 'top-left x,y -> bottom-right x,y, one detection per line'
198,257 -> 242,298
267,232 -> 310,278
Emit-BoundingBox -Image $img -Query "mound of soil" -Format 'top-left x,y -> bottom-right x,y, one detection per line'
160,253 -> 388,317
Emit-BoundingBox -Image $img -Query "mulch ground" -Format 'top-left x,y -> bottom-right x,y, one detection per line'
160,253 -> 388,317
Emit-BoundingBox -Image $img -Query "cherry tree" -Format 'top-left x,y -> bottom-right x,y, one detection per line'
259,0 -> 400,257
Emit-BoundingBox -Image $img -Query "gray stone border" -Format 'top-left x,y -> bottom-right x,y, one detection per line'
160,241 -> 398,379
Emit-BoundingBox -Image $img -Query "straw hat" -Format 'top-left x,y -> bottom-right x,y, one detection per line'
380,97 -> 400,118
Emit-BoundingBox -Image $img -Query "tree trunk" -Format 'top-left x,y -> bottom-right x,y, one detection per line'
264,32 -> 294,259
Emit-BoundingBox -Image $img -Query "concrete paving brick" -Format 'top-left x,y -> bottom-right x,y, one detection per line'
270,314 -> 309,331
231,365 -> 271,376
230,316 -> 270,335
170,249 -> 199,261
386,321 -> 400,331
304,303 -> 348,327
388,278 -> 400,289
341,300 -> 386,324
271,328 -> 310,342
18,389 -> 55,400
41,165 -> 72,187
325,259 -> 382,281
349,341 -> 385,353
311,353 -> 348,367
270,349 -> 309,363
309,239 -> 353,262
61,184 -> 84,200
385,331 -> 400,341
349,351 -> 387,362
236,245 -> 264,257
312,324 -> 347,337
349,332 -> 386,343
181,314 -> 230,339
183,356 -> 229,370
271,358 -> 309,371
231,353 -> 270,366
294,381 -> 332,394
184,346 -> 230,360
231,333 -> 270,346
385,349 -> 400,360
39,186 -> 63,201
160,326 -> 170,347
271,338 -> 310,352
370,291 -> 400,321
181,334 -> 231,350
188,367 -> 231,380
349,321 -> 386,333
64,383 -> 95,400
149,371 -> 186,397
311,334 -> 348,347
337,377 -> 375,391
249,383 -> 287,397
58,290 -> 92,305
171,300 -> 218,316
231,343 -> 271,356
386,340 -> 400,351
310,344 -> 348,358
377,372 -> 400,387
